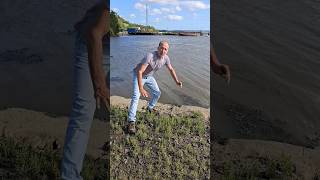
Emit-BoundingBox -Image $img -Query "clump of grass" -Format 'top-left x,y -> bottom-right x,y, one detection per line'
219,155 -> 297,180
110,106 -> 210,179
278,154 -> 296,177
0,136 -> 108,179
0,136 -> 60,179
81,155 -> 109,180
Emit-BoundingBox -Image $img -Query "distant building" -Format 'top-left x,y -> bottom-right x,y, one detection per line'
127,27 -> 141,34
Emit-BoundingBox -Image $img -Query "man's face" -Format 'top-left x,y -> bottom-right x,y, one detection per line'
157,42 -> 169,57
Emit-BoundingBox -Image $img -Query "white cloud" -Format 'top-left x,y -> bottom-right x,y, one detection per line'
144,0 -> 178,5
160,8 -> 175,13
129,14 -> 136,18
150,8 -> 162,15
181,1 -> 210,11
160,7 -> 171,13
167,14 -> 183,21
154,17 -> 161,23
141,0 -> 210,11
112,8 -> 119,13
134,2 -> 146,11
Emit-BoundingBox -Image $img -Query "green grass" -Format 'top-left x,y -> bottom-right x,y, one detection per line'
218,154 -> 297,180
0,106 -> 209,179
110,106 -> 210,179
0,136 -> 108,179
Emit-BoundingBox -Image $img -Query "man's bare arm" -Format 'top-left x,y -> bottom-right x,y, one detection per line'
211,48 -> 220,67
166,64 -> 182,87
137,64 -> 149,97
210,45 -> 231,83
85,7 -> 109,108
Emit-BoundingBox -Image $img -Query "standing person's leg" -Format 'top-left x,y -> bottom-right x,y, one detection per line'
128,73 -> 147,122
145,76 -> 161,111
61,33 -> 96,180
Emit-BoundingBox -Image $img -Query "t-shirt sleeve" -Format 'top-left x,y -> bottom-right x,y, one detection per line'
165,56 -> 171,65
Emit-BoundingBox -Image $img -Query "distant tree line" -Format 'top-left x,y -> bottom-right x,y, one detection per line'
110,11 -> 158,36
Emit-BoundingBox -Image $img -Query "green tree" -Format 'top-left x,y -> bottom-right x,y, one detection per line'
109,11 -> 158,36
110,11 -> 120,36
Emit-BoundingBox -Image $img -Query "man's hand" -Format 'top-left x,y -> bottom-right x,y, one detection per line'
213,63 -> 231,84
140,88 -> 149,98
176,81 -> 182,88
211,47 -> 231,84
94,78 -> 110,111
218,64 -> 231,84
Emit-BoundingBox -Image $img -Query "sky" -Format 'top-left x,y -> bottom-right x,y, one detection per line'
110,0 -> 210,31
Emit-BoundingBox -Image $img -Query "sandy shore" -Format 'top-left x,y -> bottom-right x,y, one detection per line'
0,108 -> 106,158
0,95 -> 209,158
110,96 -> 210,122
1,100 -> 319,177
213,139 -> 320,179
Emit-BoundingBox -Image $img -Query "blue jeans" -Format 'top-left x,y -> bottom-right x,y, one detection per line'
128,72 -> 161,122
60,32 -> 109,180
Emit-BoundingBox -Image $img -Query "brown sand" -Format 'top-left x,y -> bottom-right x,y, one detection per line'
110,95 -> 210,122
1,105 -> 319,178
0,108 -> 106,158
0,95 -> 209,158
213,139 -> 320,179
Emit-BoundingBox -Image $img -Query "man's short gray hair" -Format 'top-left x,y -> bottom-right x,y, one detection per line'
159,40 -> 169,47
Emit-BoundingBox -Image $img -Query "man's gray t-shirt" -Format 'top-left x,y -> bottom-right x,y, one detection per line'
134,51 -> 171,77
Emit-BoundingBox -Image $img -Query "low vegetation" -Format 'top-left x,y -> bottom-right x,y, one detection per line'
213,154 -> 298,180
110,106 -> 210,179
0,132 -> 108,179
0,106 -> 304,179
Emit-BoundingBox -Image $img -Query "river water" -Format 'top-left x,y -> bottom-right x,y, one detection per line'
110,35 -> 210,108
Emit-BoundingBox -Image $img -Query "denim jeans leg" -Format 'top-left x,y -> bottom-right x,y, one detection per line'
61,34 -> 96,180
145,76 -> 161,110
128,72 -> 147,122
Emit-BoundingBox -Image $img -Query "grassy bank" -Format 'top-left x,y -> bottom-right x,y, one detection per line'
213,154 -> 298,179
110,106 -> 210,179
1,106 -> 318,179
0,134 -> 108,179
0,105 -> 210,179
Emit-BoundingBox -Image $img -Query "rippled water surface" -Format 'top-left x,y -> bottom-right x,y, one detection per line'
110,35 -> 210,108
